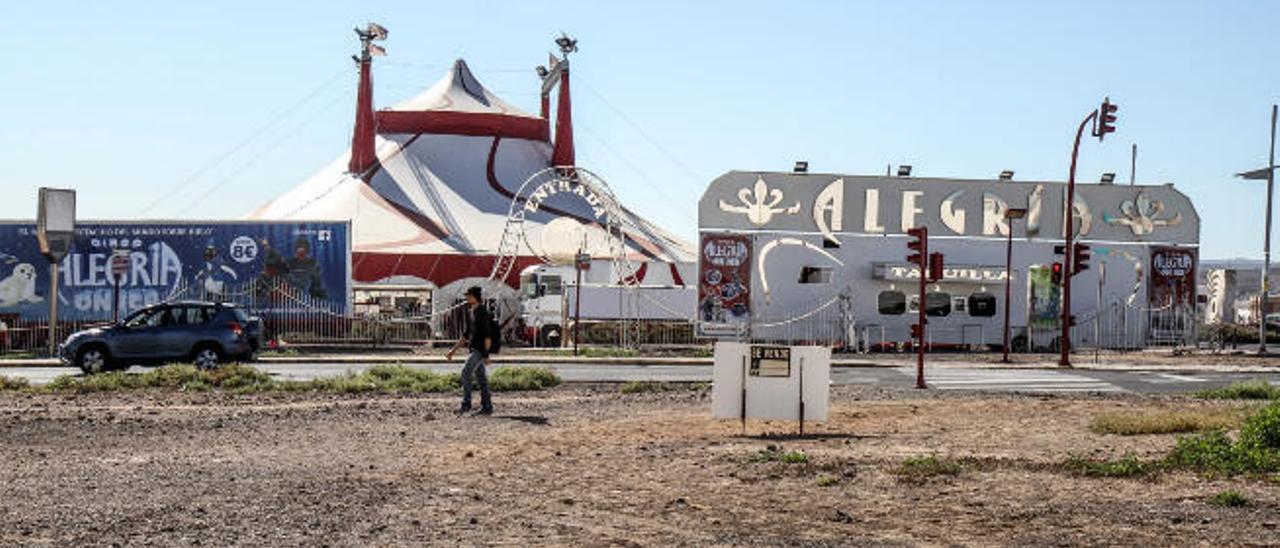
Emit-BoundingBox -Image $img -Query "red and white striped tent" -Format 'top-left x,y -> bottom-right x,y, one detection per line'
248,56 -> 693,292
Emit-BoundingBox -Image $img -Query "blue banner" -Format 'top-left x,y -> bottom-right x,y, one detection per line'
0,222 -> 350,321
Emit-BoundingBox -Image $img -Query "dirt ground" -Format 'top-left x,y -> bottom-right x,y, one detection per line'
1,386 -> 1277,547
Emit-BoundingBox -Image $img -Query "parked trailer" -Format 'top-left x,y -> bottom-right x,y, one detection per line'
517,263 -> 696,347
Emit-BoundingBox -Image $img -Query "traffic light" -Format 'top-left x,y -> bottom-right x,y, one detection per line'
928,252 -> 945,282
906,227 -> 927,266
1073,243 -> 1091,274
1096,97 -> 1118,141
910,322 -> 924,341
1050,262 -> 1063,286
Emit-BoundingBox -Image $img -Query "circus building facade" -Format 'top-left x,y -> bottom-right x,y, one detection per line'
697,170 -> 1200,350
249,28 -> 694,327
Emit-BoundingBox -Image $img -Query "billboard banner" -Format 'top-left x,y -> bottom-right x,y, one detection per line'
1027,265 -> 1060,328
1149,246 -> 1197,309
697,233 -> 752,337
0,221 -> 350,321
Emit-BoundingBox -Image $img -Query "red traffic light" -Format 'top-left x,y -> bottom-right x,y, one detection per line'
928,252 -> 945,282
906,226 -> 928,266
1097,97 -> 1118,141
1073,243 -> 1091,274
1050,262 -> 1063,286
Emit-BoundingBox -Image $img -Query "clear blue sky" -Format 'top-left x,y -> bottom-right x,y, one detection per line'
1,1 -> 1277,259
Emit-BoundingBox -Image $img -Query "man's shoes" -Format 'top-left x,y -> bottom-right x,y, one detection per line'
455,405 -> 472,416
473,407 -> 493,417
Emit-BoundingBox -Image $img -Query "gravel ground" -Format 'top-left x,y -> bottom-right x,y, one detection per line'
0,385 -> 1277,547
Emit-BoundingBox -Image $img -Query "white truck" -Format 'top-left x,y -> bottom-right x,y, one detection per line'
517,262 -> 696,347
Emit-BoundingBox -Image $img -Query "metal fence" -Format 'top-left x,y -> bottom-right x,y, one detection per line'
0,279 -> 1204,357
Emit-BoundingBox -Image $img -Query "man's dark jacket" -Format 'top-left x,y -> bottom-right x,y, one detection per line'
463,305 -> 493,357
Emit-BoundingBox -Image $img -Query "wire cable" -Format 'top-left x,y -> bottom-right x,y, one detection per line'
141,69 -> 351,215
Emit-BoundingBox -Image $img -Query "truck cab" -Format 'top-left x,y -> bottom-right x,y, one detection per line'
520,265 -> 566,346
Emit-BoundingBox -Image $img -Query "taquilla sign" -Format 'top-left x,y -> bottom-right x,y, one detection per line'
699,172 -> 1199,245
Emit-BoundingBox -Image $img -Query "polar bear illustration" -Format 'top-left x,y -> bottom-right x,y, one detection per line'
0,263 -> 42,308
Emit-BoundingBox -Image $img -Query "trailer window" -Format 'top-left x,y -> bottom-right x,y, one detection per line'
925,292 -> 952,317
877,291 -> 907,315
542,275 -> 563,296
521,275 -> 537,297
799,266 -> 832,284
968,293 -> 997,317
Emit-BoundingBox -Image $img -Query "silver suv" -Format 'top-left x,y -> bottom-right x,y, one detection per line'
59,302 -> 262,374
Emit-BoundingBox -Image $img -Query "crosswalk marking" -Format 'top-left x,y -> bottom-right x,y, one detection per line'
1149,373 -> 1206,383
898,367 -> 1125,393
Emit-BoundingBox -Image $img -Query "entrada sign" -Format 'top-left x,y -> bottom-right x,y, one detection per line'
523,176 -> 610,220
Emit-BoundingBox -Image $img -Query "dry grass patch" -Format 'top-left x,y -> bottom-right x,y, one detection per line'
1090,408 -> 1244,436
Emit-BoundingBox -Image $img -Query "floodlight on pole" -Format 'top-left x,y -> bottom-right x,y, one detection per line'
999,170 -> 1015,180
1100,172 -> 1116,184
794,161 -> 809,174
897,165 -> 912,177
555,32 -> 578,59
536,65 -> 549,78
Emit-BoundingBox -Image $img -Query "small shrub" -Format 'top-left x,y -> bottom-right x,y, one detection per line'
258,347 -> 299,357
0,376 -> 30,391
621,381 -> 673,394
779,451 -> 809,464
1196,381 -> 1280,400
1165,430 -> 1240,473
620,381 -> 705,394
1090,409 -> 1241,436
1062,454 -> 1152,478
207,365 -> 276,391
752,448 -> 809,464
816,475 -> 840,487
1239,402 -> 1280,451
893,456 -> 962,479
1208,490 -> 1250,508
489,367 -> 560,391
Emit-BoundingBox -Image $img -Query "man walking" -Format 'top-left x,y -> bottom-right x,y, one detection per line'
447,286 -> 493,416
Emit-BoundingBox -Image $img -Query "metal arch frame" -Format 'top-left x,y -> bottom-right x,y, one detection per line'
490,165 -> 644,348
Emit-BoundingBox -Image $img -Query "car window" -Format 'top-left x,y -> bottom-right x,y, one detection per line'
177,306 -> 207,325
231,308 -> 250,323
158,307 -> 181,327
125,308 -> 164,328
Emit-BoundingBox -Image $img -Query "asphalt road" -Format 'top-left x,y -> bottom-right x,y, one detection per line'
3,362 -> 1279,394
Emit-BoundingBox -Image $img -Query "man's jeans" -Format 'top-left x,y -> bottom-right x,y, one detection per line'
460,351 -> 491,411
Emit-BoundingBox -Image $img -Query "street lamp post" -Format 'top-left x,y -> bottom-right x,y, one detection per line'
1002,208 -> 1027,363
1235,104 -> 1278,354
1266,105 -> 1277,354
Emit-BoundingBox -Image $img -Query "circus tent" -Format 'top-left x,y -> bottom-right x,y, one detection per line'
248,44 -> 693,293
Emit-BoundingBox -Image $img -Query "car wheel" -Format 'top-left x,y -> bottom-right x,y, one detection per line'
76,345 -> 111,375
192,345 -> 224,370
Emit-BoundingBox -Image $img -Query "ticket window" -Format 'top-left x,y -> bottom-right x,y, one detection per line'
968,293 -> 997,317
878,290 -> 907,315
